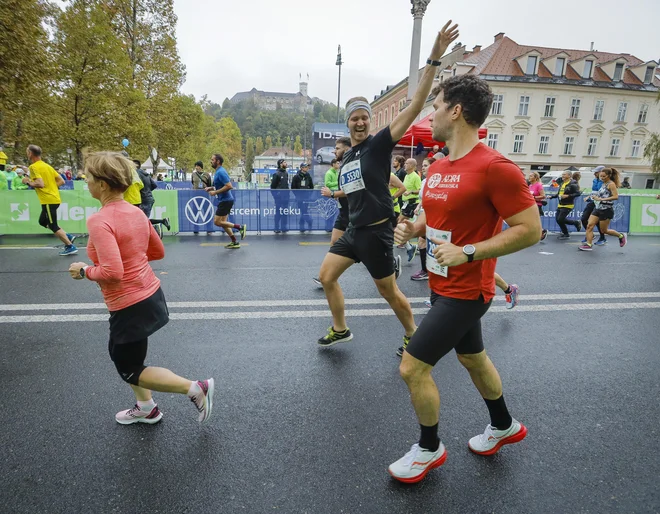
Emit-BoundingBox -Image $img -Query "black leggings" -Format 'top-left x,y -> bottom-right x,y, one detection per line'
39,204 -> 61,233
406,292 -> 492,365
581,202 -> 602,234
108,338 -> 148,385
556,207 -> 580,235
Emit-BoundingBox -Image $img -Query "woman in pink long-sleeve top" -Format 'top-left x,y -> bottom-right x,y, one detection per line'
68,152 -> 214,425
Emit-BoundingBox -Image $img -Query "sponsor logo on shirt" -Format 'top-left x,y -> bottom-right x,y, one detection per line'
425,191 -> 448,202
185,196 -> 214,225
426,173 -> 461,189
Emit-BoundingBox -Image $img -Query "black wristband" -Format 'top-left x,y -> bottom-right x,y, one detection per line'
427,58 -> 442,67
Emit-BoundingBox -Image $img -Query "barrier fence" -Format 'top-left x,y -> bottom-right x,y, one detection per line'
1,188 -> 659,235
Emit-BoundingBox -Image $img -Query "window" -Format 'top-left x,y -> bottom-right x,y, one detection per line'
391,105 -> 395,121
645,179 -> 656,189
538,135 -> 550,154
526,56 -> 537,75
518,95 -> 530,116
487,133 -> 499,150
554,57 -> 565,77
616,102 -> 627,122
587,137 -> 598,156
613,63 -> 624,81
383,109 -> 388,124
563,136 -> 575,155
544,97 -> 556,117
452,68 -> 457,77
644,66 -> 655,84
378,112 -> 382,127
631,139 -> 641,158
638,104 -> 649,123
513,134 -> 525,153
491,94 -> 503,115
583,60 -> 593,79
610,138 -> 620,157
569,99 -> 581,119
593,100 -> 604,121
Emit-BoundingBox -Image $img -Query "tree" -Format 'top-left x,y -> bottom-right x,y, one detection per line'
244,137 -> 255,177
274,134 -> 282,147
205,116 -> 242,171
284,135 -> 291,152
0,0 -> 54,161
255,137 -> 264,155
48,0 -> 135,168
265,135 -> 272,149
294,136 -> 302,156
644,133 -> 660,178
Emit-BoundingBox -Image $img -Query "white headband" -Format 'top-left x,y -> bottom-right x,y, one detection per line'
345,101 -> 372,126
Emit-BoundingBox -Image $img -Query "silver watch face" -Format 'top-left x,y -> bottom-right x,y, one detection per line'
464,245 -> 476,255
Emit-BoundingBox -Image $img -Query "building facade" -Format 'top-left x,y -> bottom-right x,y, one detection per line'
370,34 -> 659,187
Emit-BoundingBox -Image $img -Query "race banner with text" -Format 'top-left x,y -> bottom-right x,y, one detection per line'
539,196 -> 630,233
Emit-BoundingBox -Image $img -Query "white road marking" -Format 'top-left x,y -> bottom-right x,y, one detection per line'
0,302 -> 659,323
0,292 -> 659,312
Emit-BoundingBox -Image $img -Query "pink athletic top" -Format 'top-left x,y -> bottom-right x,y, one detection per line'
85,200 -> 164,311
529,182 -> 544,206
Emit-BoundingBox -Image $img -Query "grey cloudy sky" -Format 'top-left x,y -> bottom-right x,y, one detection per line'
175,0 -> 660,106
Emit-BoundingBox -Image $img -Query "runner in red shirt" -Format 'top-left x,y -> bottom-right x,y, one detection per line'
388,75 -> 541,484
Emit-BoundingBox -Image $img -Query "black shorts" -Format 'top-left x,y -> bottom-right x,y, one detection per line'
329,221 -> 395,280
215,201 -> 234,217
39,204 -> 60,232
595,207 -> 614,221
108,287 -> 169,345
334,210 -> 348,231
401,201 -> 419,219
405,292 -> 492,366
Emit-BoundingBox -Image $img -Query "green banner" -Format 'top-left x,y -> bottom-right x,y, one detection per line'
629,195 -> 660,234
0,190 -> 179,234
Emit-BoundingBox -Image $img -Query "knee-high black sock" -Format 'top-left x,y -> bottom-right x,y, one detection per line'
419,423 -> 440,451
484,395 -> 512,430
419,249 -> 427,272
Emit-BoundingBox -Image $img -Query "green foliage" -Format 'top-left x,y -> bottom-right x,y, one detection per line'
265,135 -> 272,150
643,133 -> 660,178
294,136 -> 302,156
255,137 -> 264,155
244,137 -> 255,177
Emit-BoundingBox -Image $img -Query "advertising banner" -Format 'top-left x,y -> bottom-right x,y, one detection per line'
311,122 -> 347,185
0,190 -> 179,234
539,196 -> 630,233
629,196 -> 660,234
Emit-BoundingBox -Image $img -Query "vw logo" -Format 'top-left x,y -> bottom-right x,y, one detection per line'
427,173 -> 443,188
165,183 -> 174,190
613,203 -> 625,223
185,196 -> 214,226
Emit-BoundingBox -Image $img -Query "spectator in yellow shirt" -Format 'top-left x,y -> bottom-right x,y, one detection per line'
24,144 -> 78,256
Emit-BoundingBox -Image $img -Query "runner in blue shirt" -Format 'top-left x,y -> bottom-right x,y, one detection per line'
205,153 -> 246,249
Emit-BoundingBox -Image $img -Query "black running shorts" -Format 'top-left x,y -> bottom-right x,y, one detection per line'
400,201 -> 419,219
215,201 -> 234,217
39,204 -> 61,233
405,292 -> 492,366
595,207 -> 614,221
333,210 -> 348,231
329,221 -> 395,280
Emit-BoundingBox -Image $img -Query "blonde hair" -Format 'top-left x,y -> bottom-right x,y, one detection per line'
529,172 -> 540,182
84,151 -> 134,192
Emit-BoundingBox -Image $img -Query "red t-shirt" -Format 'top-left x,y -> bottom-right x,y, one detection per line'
422,143 -> 535,302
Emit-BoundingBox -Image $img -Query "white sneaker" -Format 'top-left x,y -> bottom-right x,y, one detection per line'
468,419 -> 527,456
190,378 -> 215,423
115,404 -> 163,425
388,442 -> 447,483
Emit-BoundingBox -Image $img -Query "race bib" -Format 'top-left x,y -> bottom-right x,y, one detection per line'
339,160 -> 365,194
426,226 -> 452,278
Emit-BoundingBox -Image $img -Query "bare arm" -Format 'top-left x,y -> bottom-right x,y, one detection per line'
473,205 -> 541,260
55,174 -> 65,187
209,183 -> 233,196
389,21 -> 459,142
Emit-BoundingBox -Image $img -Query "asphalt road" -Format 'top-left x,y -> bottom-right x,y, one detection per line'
1,231 -> 659,514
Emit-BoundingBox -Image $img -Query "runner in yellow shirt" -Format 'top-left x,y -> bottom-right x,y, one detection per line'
23,144 -> 78,256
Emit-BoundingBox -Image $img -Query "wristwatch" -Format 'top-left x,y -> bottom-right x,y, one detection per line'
79,266 -> 87,279
462,245 -> 476,263
331,191 -> 335,198
427,58 -> 442,67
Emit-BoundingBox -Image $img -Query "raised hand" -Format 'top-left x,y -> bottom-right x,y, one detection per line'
429,21 -> 460,60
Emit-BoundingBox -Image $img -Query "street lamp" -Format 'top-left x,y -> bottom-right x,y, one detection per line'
336,45 -> 343,123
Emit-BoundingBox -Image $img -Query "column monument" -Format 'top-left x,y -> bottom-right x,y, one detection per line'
406,0 -> 431,101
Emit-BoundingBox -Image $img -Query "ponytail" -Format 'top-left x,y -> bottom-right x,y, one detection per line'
603,167 -> 621,187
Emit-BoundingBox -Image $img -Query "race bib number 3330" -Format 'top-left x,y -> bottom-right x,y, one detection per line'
339,160 -> 366,194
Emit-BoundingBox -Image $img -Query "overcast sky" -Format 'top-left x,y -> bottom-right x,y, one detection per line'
176,0 -> 659,107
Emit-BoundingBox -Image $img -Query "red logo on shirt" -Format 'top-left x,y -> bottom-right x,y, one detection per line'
427,172 -> 461,189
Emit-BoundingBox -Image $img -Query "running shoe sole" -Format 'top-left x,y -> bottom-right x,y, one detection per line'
240,226 -> 247,240
619,235 -> 627,247
202,378 -> 214,423
59,249 -> 78,256
388,447 -> 447,484
225,244 -> 240,249
468,424 -> 528,456
312,278 -> 322,287
317,333 -> 354,347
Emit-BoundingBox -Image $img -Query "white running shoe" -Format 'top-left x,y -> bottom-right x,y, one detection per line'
115,404 -> 163,425
468,419 -> 527,456
388,442 -> 447,484
190,379 -> 214,423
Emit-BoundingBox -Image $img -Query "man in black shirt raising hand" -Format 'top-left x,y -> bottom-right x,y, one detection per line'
316,20 -> 459,349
